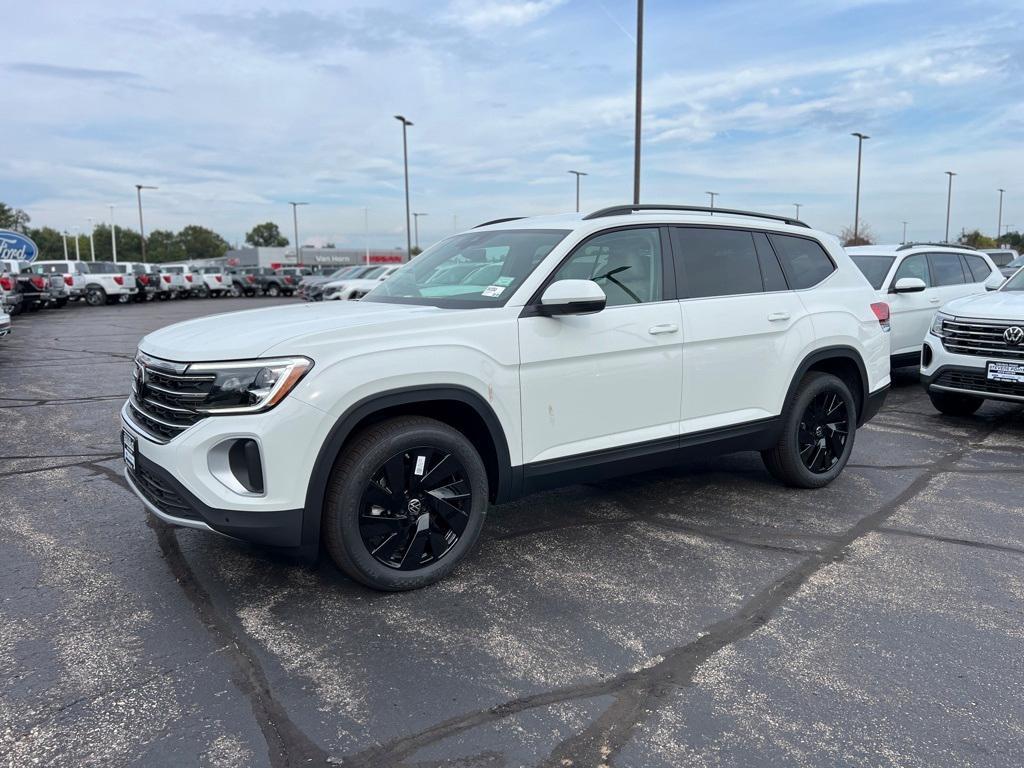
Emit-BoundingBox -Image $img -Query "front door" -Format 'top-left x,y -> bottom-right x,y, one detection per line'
887,253 -> 936,357
518,227 -> 683,465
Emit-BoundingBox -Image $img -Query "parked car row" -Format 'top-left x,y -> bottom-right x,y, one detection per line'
298,264 -> 402,301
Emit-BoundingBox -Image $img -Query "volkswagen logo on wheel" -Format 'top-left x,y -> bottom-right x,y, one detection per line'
407,498 -> 422,515
1004,326 -> 1024,346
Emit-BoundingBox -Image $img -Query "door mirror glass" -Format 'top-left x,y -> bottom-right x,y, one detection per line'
892,277 -> 927,293
985,273 -> 1005,291
538,279 -> 607,316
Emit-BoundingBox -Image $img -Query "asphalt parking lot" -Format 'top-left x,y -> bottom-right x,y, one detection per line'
1,298 -> 1022,768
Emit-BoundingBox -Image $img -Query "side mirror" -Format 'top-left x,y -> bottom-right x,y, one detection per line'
892,277 -> 927,294
538,279 -> 606,316
984,274 -> 1005,291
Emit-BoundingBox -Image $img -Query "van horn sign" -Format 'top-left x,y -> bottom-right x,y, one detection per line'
0,230 -> 39,262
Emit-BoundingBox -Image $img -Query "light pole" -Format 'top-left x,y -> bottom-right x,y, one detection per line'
394,115 -> 413,260
568,170 -> 588,212
706,191 -> 718,210
72,226 -> 81,260
901,220 -> 908,244
851,132 -> 869,242
86,217 -> 96,261
288,202 -> 308,264
109,204 -> 118,263
794,203 -> 802,219
632,0 -> 644,205
135,184 -> 157,262
364,207 -> 370,265
997,188 -> 1005,241
412,212 -> 428,251
62,230 -> 69,259
944,171 -> 956,243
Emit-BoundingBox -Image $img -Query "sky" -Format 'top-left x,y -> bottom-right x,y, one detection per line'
2,0 -> 1022,250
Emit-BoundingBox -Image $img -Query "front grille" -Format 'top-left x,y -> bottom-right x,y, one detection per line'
128,464 -> 199,520
934,369 -> 1024,399
941,318 -> 1024,360
129,358 -> 215,442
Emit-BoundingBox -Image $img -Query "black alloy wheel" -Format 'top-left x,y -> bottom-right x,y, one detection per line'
85,286 -> 106,306
798,391 -> 849,474
359,448 -> 471,570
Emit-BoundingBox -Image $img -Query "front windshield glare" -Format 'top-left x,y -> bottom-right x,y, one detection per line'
364,229 -> 569,308
1002,270 -> 1024,291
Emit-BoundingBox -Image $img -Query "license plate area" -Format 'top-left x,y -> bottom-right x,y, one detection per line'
122,429 -> 137,471
987,361 -> 1024,384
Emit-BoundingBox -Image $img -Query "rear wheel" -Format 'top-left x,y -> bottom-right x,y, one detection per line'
85,286 -> 106,306
323,416 -> 488,591
266,283 -> 281,297
761,372 -> 856,489
929,390 -> 983,416
195,284 -> 210,299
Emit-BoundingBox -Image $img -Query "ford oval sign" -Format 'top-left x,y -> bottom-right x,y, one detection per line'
0,230 -> 39,263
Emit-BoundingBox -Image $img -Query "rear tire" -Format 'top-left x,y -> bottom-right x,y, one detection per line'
267,284 -> 281,297
196,285 -> 210,299
929,390 -> 983,416
761,372 -> 857,489
85,286 -> 106,306
322,416 -> 488,591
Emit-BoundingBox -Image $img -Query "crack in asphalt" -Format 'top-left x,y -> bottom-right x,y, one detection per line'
0,455 -> 122,478
337,418 -> 1004,768
0,394 -> 128,409
877,526 -> 1024,557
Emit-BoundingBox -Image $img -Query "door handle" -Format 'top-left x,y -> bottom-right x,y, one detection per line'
767,312 -> 791,322
929,297 -> 941,304
648,323 -> 679,335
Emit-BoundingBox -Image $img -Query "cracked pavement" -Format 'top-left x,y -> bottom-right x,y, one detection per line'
1,298 -> 1022,767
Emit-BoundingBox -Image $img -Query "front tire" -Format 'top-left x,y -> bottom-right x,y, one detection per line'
929,390 -> 983,416
323,416 -> 488,591
762,372 -> 856,489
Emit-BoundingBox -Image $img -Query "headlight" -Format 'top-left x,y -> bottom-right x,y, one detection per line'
930,313 -> 950,337
188,357 -> 313,414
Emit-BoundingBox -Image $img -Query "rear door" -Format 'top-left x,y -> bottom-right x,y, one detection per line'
927,250 -> 978,311
674,227 -> 814,433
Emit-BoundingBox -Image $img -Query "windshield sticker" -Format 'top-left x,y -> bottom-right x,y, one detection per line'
494,275 -> 515,286
482,285 -> 505,298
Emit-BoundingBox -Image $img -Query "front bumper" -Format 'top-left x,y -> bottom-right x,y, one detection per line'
921,332 -> 1024,403
0,320 -> 11,337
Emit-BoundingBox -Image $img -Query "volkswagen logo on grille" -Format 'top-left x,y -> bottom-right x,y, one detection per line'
1004,326 -> 1024,346
407,498 -> 422,515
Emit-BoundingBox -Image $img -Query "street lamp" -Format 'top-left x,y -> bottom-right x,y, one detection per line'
568,170 -> 588,212
86,217 -> 96,261
851,132 -> 869,241
944,171 -> 956,243
412,212 -> 428,251
633,0 -> 644,205
395,115 -> 413,260
901,220 -> 908,244
997,188 -> 1005,241
109,204 -> 119,263
794,203 -> 802,219
706,191 -> 718,210
288,202 -> 308,264
62,230 -> 69,259
72,225 -> 81,260
135,184 -> 157,262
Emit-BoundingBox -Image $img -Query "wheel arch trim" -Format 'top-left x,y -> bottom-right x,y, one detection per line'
784,345 -> 871,425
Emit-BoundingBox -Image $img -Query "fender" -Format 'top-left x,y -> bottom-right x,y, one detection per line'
783,345 -> 870,425
300,385 -> 513,555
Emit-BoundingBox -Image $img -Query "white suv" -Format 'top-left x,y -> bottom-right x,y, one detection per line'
922,266 -> 1024,415
121,205 -> 891,590
323,265 -> 400,300
847,244 -> 1001,368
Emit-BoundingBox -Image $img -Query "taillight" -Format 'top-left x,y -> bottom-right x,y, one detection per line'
64,275 -> 73,286
1,276 -> 13,290
139,275 -> 150,286
185,274 -> 193,282
246,275 -> 255,283
215,275 -> 223,282
30,276 -> 46,290
870,302 -> 890,331
162,275 -> 171,283
284,276 -> 294,284
113,275 -> 124,286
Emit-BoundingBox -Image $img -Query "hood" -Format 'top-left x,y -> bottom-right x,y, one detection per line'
943,290 -> 1024,322
139,300 -> 449,361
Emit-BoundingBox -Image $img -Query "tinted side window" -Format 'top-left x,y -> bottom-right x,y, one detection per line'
753,232 -> 788,292
552,227 -> 663,306
672,227 -> 762,299
928,252 -> 966,286
965,254 -> 993,282
893,254 -> 930,286
768,235 -> 835,289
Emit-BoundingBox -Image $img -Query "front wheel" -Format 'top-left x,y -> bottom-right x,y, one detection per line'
929,390 -> 983,417
761,372 -> 856,489
323,416 -> 488,591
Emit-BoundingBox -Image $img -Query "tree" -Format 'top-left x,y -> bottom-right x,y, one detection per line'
958,229 -> 996,249
0,202 -> 31,232
245,221 -> 288,247
147,229 -> 186,263
840,221 -> 875,246
26,226 -> 67,259
178,225 -> 230,261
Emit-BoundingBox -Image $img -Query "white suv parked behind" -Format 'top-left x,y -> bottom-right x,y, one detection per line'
323,265 -> 401,300
122,205 -> 891,590
847,244 -> 1001,368
922,266 -> 1024,414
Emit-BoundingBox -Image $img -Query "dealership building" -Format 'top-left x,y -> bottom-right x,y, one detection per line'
218,246 -> 407,269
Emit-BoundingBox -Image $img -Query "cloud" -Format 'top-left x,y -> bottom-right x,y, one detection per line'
6,62 -> 143,82
448,0 -> 566,31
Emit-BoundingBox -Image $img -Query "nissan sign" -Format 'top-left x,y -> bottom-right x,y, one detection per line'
0,230 -> 39,262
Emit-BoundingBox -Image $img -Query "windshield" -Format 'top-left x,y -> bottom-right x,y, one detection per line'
365,229 -> 570,308
88,262 -> 120,274
1002,270 -> 1024,291
1006,255 -> 1024,269
849,254 -> 895,290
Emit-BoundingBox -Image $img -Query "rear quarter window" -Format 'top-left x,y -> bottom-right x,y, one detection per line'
768,235 -> 835,289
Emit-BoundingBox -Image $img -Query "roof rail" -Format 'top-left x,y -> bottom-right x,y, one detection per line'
895,241 -> 978,251
582,204 -> 810,228
474,217 -> 525,228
